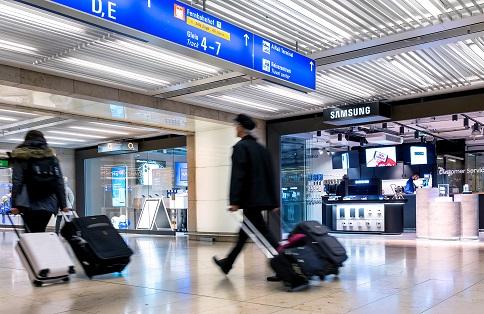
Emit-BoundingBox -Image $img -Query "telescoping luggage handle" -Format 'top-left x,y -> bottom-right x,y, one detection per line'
6,211 -> 24,239
235,213 -> 279,259
60,210 -> 79,223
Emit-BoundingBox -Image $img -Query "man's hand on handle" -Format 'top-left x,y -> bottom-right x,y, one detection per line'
10,208 -> 20,215
228,205 -> 240,212
61,208 -> 70,212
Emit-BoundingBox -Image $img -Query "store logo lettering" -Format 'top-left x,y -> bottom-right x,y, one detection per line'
330,106 -> 371,120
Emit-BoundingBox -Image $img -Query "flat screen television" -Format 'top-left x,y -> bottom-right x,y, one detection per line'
365,147 -> 397,167
410,146 -> 428,165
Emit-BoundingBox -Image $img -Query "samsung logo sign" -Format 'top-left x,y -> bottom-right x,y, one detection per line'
329,106 -> 371,120
322,102 -> 391,126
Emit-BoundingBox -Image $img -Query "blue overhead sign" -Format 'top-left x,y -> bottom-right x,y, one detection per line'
45,0 -> 316,91
253,35 -> 316,90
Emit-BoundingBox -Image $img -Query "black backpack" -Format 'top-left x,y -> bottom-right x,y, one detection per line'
25,157 -> 62,200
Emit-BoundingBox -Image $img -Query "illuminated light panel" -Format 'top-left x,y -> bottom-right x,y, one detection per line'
45,136 -> 86,143
60,58 -> 170,85
208,95 -> 279,112
0,39 -> 38,55
47,130 -> 107,139
0,116 -> 18,122
114,40 -> 220,74
69,126 -> 130,135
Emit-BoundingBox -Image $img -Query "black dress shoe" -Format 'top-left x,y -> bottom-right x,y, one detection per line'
266,275 -> 281,282
212,256 -> 232,275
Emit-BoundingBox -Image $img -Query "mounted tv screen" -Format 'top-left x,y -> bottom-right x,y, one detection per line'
410,146 -> 428,165
365,147 -> 397,167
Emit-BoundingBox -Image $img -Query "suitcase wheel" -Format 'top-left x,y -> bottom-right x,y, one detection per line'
68,266 -> 76,274
39,269 -> 49,278
62,277 -> 70,282
33,280 -> 43,287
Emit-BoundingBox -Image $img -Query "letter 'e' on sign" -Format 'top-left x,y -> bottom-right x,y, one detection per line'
322,102 -> 391,126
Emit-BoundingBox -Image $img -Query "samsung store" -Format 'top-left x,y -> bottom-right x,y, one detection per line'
267,93 -> 484,241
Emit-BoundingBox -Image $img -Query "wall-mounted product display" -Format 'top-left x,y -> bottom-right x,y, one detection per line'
332,151 -> 359,169
410,146 -> 428,165
135,160 -> 166,186
365,147 -> 397,167
335,203 -> 385,232
111,166 -> 127,207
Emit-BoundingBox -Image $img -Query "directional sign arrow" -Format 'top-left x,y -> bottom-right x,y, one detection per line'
244,34 -> 250,46
310,61 -> 314,71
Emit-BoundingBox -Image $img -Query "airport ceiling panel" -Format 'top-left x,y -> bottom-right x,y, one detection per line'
177,81 -> 336,117
187,0 -> 484,53
0,1 -> 225,94
315,36 -> 484,103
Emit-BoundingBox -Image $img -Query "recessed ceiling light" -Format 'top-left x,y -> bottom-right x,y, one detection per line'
0,109 -> 38,116
88,122 -> 155,131
69,126 -> 130,135
0,39 -> 38,55
114,40 -> 220,74
0,3 -> 84,33
47,130 -> 106,139
208,95 -> 279,112
0,116 -> 18,122
9,138 -> 67,146
60,58 -> 170,85
45,136 -> 86,143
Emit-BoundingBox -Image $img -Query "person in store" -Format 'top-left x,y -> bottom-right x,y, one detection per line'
404,173 -> 419,194
55,176 -> 75,234
336,174 -> 348,197
213,114 -> 280,280
9,130 -> 69,232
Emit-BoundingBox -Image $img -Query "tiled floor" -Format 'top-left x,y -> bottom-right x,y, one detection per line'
2,231 -> 484,314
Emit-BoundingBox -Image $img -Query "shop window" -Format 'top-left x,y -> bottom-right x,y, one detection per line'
84,148 -> 188,233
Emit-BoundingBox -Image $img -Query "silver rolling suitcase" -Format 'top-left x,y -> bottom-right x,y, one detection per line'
9,215 -> 75,287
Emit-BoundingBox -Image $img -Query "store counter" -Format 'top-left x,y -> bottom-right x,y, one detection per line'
322,197 -> 406,234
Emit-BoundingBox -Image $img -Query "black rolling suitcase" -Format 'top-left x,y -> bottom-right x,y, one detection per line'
240,215 -> 309,292
291,221 -> 347,272
60,213 -> 133,278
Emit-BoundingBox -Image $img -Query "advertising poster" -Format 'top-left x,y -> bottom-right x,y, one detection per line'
112,166 -> 127,207
175,162 -> 188,187
366,147 -> 397,167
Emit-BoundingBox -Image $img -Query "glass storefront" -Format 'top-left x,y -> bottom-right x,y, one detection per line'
84,147 -> 188,233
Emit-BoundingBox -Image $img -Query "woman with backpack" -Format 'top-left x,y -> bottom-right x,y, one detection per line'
9,130 -> 69,233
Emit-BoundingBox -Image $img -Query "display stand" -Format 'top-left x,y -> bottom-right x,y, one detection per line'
136,198 -> 172,231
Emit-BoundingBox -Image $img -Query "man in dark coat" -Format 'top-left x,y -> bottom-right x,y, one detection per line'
213,114 -> 279,275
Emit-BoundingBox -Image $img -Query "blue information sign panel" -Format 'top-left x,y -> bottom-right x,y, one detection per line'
48,0 -> 315,90
253,35 -> 316,90
111,166 -> 127,207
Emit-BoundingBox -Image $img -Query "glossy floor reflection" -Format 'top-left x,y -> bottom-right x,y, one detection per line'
2,231 -> 484,314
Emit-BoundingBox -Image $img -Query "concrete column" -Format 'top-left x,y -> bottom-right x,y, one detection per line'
428,198 -> 461,240
416,188 -> 439,238
186,134 -> 197,232
454,194 -> 479,240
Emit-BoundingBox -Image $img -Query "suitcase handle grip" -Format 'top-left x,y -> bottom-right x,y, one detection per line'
60,210 -> 79,222
86,223 -> 110,229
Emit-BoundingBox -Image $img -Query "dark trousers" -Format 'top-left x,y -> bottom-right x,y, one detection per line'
226,209 -> 278,266
22,210 -> 52,233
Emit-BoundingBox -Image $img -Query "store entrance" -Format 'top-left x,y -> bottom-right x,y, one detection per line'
280,111 -> 484,236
